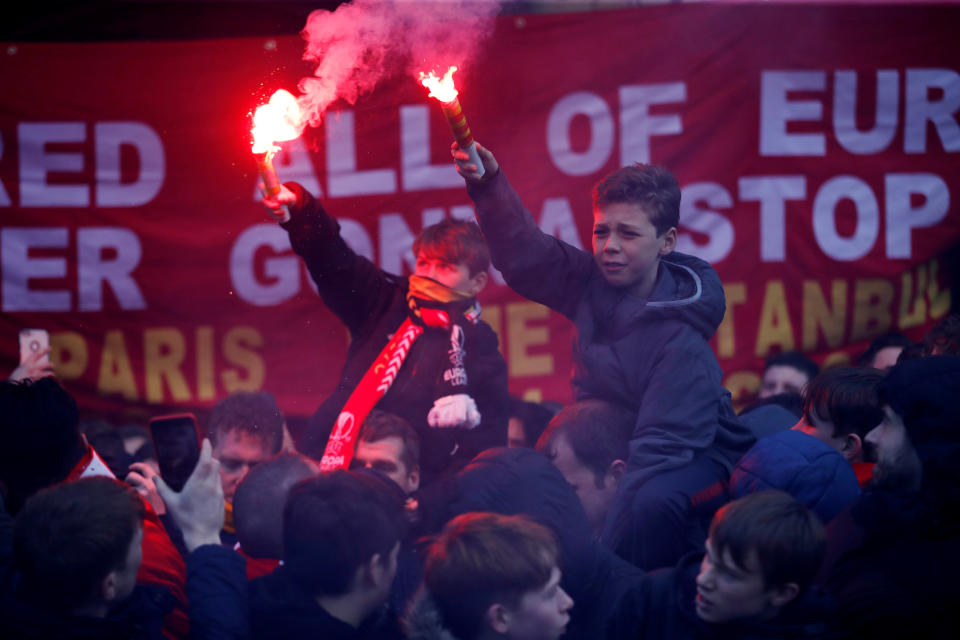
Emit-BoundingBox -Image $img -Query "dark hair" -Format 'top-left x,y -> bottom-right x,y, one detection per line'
803,367 -> 885,440
592,164 -> 680,236
282,471 -> 405,596
857,332 -> 913,367
13,477 -> 144,610
233,452 -> 318,559
924,313 -> 960,356
507,397 -> 558,448
0,379 -> 86,514
425,512 -> 559,640
208,391 -> 283,454
710,491 -> 825,592
357,410 -> 420,471
413,218 -> 490,277
537,400 -> 634,489
764,351 -> 820,382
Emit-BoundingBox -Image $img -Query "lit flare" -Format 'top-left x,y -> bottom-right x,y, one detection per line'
251,90 -> 303,199
419,66 -> 484,178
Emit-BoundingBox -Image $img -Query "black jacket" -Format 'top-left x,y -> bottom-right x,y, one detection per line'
281,183 -> 509,479
249,566 -> 403,640
609,553 -> 837,640
0,584 -> 175,640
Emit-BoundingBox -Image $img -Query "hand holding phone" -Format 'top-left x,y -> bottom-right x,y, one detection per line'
11,329 -> 54,382
149,414 -> 201,493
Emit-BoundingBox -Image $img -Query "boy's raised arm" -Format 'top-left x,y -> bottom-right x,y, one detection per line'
261,182 -> 396,333
453,142 -> 594,319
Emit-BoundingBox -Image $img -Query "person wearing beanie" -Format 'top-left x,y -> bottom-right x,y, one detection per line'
821,355 -> 960,640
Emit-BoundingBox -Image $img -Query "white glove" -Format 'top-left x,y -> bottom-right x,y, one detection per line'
428,394 -> 481,429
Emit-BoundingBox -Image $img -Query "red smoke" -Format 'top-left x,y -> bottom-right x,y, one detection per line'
297,0 -> 500,128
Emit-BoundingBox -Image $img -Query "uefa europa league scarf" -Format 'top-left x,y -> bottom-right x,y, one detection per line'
318,276 -> 481,472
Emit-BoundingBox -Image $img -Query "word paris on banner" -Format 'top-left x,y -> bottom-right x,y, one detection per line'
0,4 -> 957,419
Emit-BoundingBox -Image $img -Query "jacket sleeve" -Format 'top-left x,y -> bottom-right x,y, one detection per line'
280,182 -> 398,335
625,340 -> 722,484
186,545 -> 249,640
466,170 -> 594,320
138,501 -> 190,639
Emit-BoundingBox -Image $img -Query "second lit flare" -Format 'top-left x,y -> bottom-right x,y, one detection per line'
251,90 -> 303,221
419,67 -> 484,178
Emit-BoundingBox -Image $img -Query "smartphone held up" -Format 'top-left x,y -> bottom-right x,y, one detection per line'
149,413 -> 201,493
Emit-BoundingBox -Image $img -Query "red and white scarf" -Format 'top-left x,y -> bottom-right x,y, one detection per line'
319,276 -> 480,472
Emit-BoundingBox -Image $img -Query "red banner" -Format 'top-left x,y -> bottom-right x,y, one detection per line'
1,4 -> 958,423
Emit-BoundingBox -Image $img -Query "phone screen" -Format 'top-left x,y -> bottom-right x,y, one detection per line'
19,329 -> 50,367
149,414 -> 200,493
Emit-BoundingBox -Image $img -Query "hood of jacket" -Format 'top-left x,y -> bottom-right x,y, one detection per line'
402,590 -> 459,640
586,251 -> 726,342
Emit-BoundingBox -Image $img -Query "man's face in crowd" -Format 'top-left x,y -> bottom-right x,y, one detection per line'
865,405 -> 923,491
592,202 -> 675,296
502,566 -> 573,640
213,428 -> 273,503
414,253 -> 487,296
869,346 -> 904,370
508,417 -> 528,448
544,433 -> 618,536
695,539 -> 780,624
353,436 -> 420,495
758,365 -> 809,399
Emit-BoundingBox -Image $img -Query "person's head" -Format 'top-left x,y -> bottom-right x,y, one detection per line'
352,410 -> 420,494
413,218 -> 490,296
869,356 -> 960,496
13,477 -> 144,617
208,392 -> 285,502
923,313 -> 960,356
536,400 -> 633,536
507,397 -> 557,449
695,491 -> 826,625
591,164 -> 679,296
233,452 -> 319,559
283,471 -> 405,613
793,367 -> 885,464
759,351 -> 820,399
857,332 -> 913,370
0,378 -> 86,515
424,512 -> 573,640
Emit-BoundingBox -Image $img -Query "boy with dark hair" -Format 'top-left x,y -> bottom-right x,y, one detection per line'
537,400 -> 634,538
609,491 -> 829,639
353,410 -> 421,495
759,351 -> 820,399
506,397 -> 557,449
793,367 -> 884,486
856,332 -> 912,370
263,184 -> 508,482
406,512 -> 573,640
453,143 -> 753,570
13,477 -> 145,619
248,470 -> 407,638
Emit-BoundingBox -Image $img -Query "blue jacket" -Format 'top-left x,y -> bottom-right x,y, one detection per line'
467,170 -> 753,487
730,430 -> 860,524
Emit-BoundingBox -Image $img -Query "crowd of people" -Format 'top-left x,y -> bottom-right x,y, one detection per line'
1,139 -> 958,639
